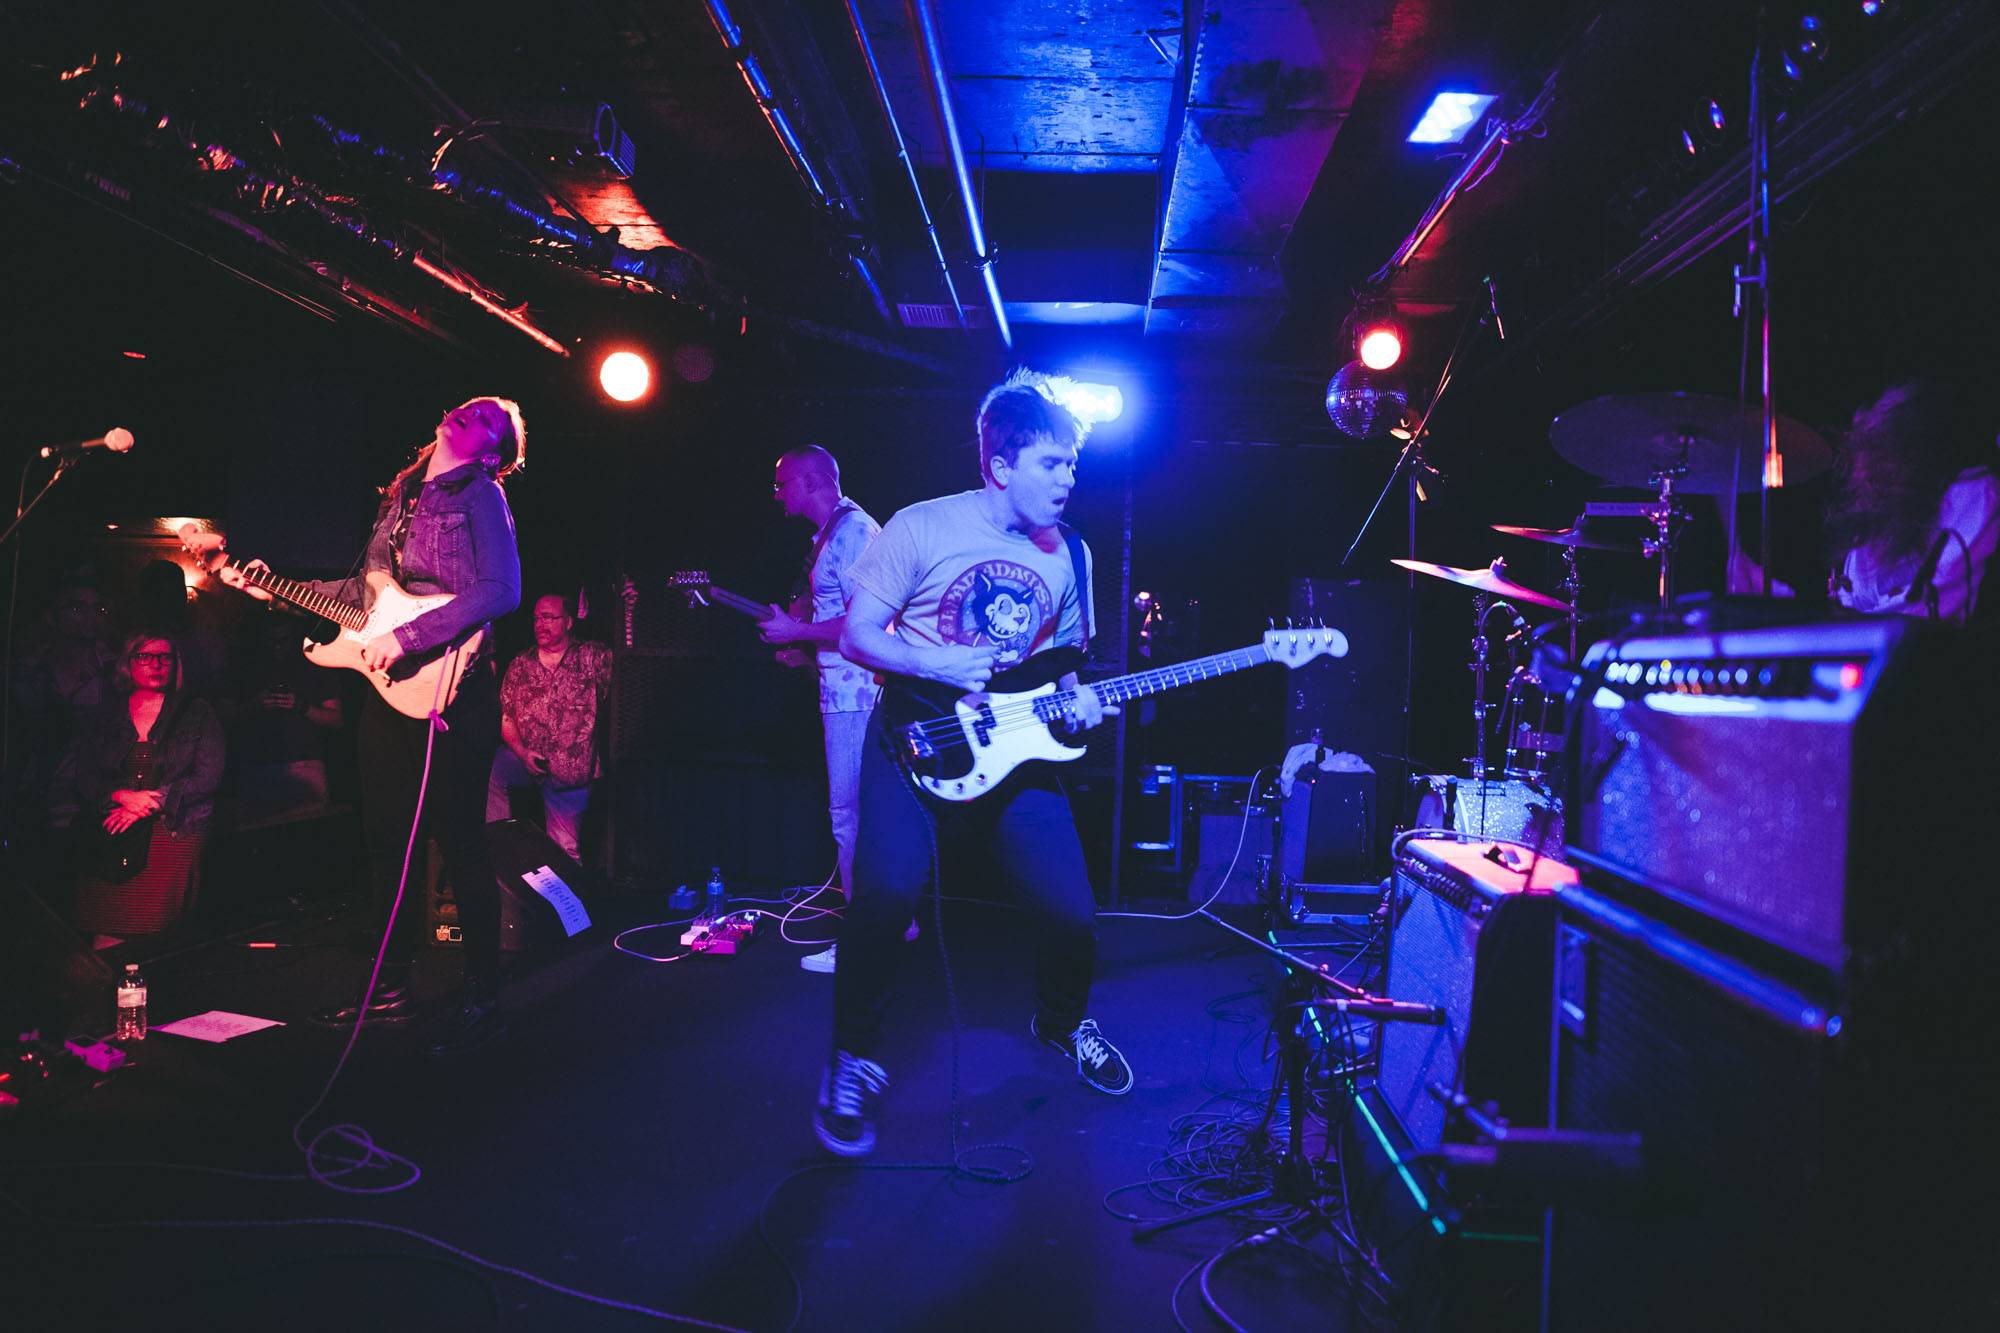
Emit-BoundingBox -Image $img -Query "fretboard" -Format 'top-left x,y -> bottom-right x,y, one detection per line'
1033,644 -> 1273,720
235,564 -> 367,630
706,586 -> 772,619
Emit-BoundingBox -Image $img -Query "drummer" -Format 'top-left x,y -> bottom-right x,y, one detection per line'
1726,381 -> 1997,625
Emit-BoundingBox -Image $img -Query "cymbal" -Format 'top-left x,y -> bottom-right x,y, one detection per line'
1492,523 -> 1640,553
1392,557 -> 1572,611
1549,391 -> 1832,494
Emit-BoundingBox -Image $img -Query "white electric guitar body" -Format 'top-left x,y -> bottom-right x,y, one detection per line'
181,526 -> 482,719
882,625 -> 1350,802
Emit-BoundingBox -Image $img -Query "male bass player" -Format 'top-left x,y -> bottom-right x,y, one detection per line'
814,369 -> 1131,1158
207,397 -> 524,1055
758,445 -> 883,974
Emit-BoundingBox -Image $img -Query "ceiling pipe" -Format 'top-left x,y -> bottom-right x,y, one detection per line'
903,0 -> 1011,348
704,0 -> 890,321
842,0 -> 966,330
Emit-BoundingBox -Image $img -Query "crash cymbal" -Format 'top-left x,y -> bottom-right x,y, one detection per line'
1549,391 -> 1831,494
1492,523 -> 1641,553
1391,557 -> 1572,611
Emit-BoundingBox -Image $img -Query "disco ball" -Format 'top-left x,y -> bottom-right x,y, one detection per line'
1324,360 -> 1408,438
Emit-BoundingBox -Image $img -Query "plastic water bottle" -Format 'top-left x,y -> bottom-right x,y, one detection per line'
115,963 -> 148,1041
705,867 -> 727,926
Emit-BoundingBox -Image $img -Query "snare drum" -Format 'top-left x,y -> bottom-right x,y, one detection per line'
1409,773 -> 1564,856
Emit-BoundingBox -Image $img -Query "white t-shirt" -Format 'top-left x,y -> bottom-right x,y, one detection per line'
1836,467 -> 1998,622
848,490 -> 1095,667
806,499 -> 883,714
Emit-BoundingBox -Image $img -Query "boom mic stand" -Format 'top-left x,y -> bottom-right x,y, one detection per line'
1135,911 -> 1432,1242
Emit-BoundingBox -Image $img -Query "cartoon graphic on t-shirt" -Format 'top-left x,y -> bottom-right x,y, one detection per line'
936,560 -> 1057,662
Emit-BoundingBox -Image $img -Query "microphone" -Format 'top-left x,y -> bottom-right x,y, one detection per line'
41,428 -> 136,460
1493,600 -> 1530,645
1485,274 -> 1507,340
1306,996 -> 1447,1025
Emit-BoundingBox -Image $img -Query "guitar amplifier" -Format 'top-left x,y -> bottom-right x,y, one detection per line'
1378,836 -> 1573,1153
1336,837 -> 1574,1331
1567,616 -> 1980,970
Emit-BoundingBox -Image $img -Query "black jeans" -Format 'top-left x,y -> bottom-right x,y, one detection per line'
831,709 -> 1098,1059
357,661 -> 502,997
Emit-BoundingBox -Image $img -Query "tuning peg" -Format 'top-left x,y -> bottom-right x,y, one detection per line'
1267,617 -> 1276,630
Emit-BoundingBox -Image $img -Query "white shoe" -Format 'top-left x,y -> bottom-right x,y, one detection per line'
800,943 -> 838,973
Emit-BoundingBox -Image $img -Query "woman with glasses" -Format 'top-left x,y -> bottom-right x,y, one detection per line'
67,632 -> 224,935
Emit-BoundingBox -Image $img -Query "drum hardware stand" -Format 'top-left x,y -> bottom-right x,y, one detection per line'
1559,536 -> 1583,661
1641,462 -> 1689,618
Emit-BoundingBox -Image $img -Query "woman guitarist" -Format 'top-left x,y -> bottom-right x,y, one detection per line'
211,397 -> 524,1054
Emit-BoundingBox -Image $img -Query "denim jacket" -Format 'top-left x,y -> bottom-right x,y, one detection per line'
310,461 -> 521,659
69,692 -> 226,835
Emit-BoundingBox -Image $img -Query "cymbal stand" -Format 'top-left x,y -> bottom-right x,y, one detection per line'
1641,462 -> 1688,618
1468,591 -> 1493,840
1560,531 -> 1583,661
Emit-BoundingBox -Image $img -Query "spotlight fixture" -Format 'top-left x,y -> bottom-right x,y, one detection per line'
1407,91 -> 1499,145
1357,324 -> 1404,371
1042,377 -> 1125,425
598,350 -> 652,403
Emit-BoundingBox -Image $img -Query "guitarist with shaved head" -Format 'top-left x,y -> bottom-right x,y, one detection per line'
813,370 -> 1133,1159
759,444 -> 885,974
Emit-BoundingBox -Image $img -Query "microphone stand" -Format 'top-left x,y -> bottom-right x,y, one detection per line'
1135,910 -> 1380,1241
1,454 -> 78,794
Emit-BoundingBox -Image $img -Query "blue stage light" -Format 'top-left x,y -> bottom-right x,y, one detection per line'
1047,379 -> 1125,425
1408,91 -> 1499,145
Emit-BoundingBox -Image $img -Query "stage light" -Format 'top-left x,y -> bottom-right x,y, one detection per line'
1044,377 -> 1125,425
1708,99 -> 1727,134
1357,324 -> 1403,371
1408,91 -> 1499,145
598,350 -> 651,403
1325,361 -> 1408,438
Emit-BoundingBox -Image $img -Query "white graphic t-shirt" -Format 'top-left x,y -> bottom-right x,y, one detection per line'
848,490 -> 1094,667
808,499 -> 884,714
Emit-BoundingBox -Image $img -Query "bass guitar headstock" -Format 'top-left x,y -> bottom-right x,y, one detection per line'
1262,618 -> 1349,667
669,569 -> 714,609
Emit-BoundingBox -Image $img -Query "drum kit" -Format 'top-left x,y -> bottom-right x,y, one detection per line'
1397,391 -> 1832,846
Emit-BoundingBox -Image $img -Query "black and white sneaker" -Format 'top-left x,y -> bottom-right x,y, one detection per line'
814,1050 -> 888,1157
1033,1016 -> 1135,1096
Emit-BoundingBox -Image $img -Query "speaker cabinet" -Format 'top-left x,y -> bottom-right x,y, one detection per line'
1545,880 -> 1997,1331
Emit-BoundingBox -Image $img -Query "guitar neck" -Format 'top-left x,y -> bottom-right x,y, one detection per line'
704,586 -> 772,620
235,564 -> 368,631
1065,644 -> 1275,707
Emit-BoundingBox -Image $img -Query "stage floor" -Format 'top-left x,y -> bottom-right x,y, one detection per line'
5,885 -> 1375,1331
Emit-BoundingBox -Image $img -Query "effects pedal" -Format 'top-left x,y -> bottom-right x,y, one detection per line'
679,912 -> 758,955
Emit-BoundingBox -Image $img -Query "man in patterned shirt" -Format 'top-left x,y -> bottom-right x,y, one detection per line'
759,445 -> 882,973
488,593 -> 613,860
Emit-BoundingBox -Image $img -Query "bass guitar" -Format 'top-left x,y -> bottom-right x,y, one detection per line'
179,524 -> 484,719
882,624 -> 1348,802
670,569 -> 812,669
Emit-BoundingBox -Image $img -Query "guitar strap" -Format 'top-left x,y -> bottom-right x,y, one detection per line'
791,500 -> 857,607
1060,522 -> 1091,656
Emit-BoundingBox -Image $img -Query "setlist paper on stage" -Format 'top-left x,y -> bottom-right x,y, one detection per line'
521,865 -> 592,936
152,1012 -> 287,1043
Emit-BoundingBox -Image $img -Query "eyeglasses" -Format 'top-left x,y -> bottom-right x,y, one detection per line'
129,651 -> 176,666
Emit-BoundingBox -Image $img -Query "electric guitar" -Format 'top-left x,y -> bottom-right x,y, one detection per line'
179,525 -> 484,719
670,570 -> 812,669
883,624 -> 1349,802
